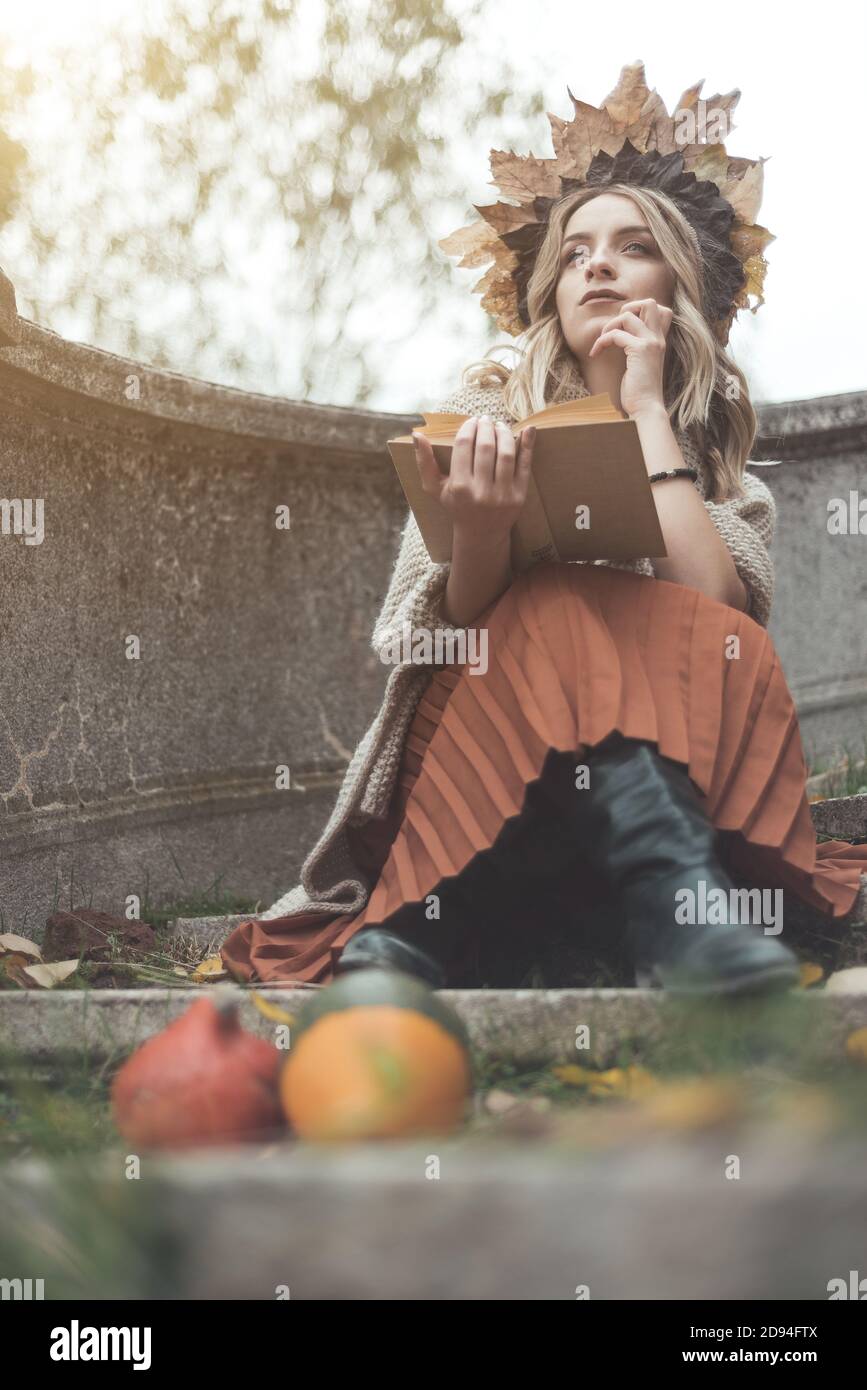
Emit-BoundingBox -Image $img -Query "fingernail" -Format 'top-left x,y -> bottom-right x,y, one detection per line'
480,414 -> 492,422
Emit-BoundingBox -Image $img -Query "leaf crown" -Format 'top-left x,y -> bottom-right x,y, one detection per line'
438,62 -> 773,346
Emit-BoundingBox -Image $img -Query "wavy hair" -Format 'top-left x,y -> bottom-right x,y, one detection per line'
460,183 -> 757,502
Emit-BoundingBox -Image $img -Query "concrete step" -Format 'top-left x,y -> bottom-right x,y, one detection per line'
3,985 -> 867,1069
3,1132 -> 867,1299
811,790 -> 867,839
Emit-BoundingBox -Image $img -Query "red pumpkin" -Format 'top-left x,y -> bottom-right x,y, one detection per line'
111,993 -> 285,1149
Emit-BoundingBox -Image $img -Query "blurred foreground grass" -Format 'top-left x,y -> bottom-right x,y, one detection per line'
2,987 -> 867,1297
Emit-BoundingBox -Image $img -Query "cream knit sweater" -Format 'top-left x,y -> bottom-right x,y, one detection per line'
259,376 -> 777,923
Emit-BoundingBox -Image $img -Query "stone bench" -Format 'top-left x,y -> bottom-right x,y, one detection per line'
0,264 -> 865,938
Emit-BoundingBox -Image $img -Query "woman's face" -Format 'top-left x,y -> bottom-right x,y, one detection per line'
554,192 -> 676,362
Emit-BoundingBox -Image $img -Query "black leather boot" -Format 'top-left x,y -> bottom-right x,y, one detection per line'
537,734 -> 801,996
334,925 -> 448,989
333,870 -> 479,988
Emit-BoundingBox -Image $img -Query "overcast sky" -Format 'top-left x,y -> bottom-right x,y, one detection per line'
0,0 -> 864,410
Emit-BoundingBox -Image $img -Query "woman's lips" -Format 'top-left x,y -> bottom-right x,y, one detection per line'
581,295 -> 624,307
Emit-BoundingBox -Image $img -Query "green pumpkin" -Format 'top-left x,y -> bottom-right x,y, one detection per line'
291,968 -> 472,1056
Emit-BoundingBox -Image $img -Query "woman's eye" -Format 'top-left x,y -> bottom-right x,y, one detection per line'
565,241 -> 650,264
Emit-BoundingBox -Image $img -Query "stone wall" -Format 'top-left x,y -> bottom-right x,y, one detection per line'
0,270 -> 865,933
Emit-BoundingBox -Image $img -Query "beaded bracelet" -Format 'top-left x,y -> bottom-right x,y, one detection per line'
647,467 -> 698,485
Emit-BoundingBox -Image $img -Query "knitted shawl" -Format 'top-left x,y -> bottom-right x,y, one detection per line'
259,375 -> 777,922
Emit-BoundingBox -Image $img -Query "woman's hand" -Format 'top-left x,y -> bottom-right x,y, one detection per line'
412,415 -> 536,543
588,297 -> 673,420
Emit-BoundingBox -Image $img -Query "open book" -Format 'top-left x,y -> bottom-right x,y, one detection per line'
388,392 -> 667,573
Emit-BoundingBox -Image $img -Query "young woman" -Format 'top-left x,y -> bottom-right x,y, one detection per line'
221,180 -> 867,997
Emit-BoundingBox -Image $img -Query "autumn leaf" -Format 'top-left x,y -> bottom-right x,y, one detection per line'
22,959 -> 80,988
845,1027 -> 867,1064
439,61 -> 772,343
637,1077 -> 745,1131
192,956 -> 228,983
0,933 -> 43,959
798,962 -> 824,988
250,990 -> 296,1025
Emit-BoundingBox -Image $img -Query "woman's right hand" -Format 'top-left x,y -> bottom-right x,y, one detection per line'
412,414 -> 537,543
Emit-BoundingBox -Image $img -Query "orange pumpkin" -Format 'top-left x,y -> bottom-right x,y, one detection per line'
279,969 -> 473,1141
112,992 -> 285,1149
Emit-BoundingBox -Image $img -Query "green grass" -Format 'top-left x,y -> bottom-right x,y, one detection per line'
0,863 -> 269,990
804,733 -> 867,800
3,989 -> 867,1295
0,862 -> 265,940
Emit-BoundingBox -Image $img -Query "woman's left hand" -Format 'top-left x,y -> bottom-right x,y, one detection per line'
588,297 -> 673,420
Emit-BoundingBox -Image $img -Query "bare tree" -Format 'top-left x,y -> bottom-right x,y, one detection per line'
0,0 -> 548,405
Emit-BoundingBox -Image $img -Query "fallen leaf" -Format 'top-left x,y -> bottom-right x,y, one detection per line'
799,962 -> 824,988
590,1066 -> 658,1100
0,933 -> 43,960
22,959 -> 80,988
250,990 -> 296,1025
552,1063 -> 658,1099
192,956 -> 228,983
844,1027 -> 867,1064
637,1077 -> 744,1131
1,952 -> 38,987
551,1064 -> 599,1087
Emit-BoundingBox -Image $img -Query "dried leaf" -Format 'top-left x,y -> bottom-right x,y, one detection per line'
601,62 -> 653,131
551,1063 -> 599,1087
552,1063 -> 658,1099
192,956 -> 228,983
548,104 -> 618,180
474,200 -> 538,236
436,219 -> 502,269
250,990 -> 296,1025
680,143 -> 731,184
0,933 -> 43,960
845,1026 -> 867,1063
489,149 -> 561,202
1,952 -> 37,987
799,962 -> 824,988
22,959 -> 79,988
637,1077 -> 744,1131
720,160 -> 765,224
439,65 -> 771,342
478,272 -> 526,335
731,223 -> 775,259
587,1066 -> 658,1100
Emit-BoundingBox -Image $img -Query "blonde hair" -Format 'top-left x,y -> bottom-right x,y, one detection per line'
460,184 -> 756,502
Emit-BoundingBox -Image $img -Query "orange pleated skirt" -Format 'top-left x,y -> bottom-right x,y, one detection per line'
221,562 -> 866,987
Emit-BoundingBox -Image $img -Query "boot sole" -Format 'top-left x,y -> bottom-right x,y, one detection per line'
637,960 -> 801,997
